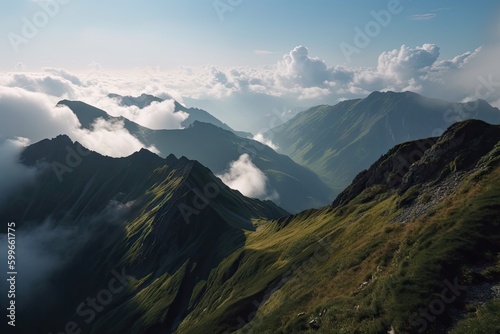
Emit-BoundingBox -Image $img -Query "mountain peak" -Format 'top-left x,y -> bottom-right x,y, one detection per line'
108,92 -> 163,109
129,148 -> 164,164
365,90 -> 420,101
188,120 -> 232,132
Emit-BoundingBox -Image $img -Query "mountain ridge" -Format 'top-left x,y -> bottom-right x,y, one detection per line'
2,120 -> 500,333
57,100 -> 333,212
267,90 -> 500,196
107,93 -> 252,138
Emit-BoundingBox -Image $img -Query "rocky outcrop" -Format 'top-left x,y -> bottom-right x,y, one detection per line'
332,120 -> 500,208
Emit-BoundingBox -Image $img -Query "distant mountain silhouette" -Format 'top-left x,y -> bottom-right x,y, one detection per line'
108,93 -> 252,138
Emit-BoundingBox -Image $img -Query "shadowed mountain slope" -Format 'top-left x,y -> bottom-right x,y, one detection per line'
2,120 -> 499,333
267,91 -> 500,196
58,100 -> 333,212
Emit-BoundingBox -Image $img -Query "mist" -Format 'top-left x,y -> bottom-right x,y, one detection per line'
217,154 -> 279,201
0,137 -> 37,208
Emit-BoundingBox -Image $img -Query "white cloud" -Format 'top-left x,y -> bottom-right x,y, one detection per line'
133,100 -> 188,130
252,133 -> 279,151
298,87 -> 331,100
0,87 -> 160,158
0,137 -> 37,207
1,42 -> 498,135
409,13 -> 437,21
43,67 -> 83,86
217,154 -> 279,201
254,50 -> 280,55
72,118 -> 160,157
15,62 -> 26,71
376,43 -> 441,84
5,73 -> 76,97
0,86 -> 80,141
97,97 -> 188,130
277,45 -> 332,88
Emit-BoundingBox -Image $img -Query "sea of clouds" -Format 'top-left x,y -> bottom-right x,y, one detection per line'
1,43 -> 499,201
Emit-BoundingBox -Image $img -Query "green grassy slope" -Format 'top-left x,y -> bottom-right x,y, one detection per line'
3,121 -> 499,334
0,136 -> 287,334
172,120 -> 500,333
267,91 -> 500,196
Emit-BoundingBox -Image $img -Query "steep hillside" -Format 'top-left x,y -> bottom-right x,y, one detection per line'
267,91 -> 500,195
58,100 -> 333,212
3,120 -> 498,334
171,120 -> 500,333
0,136 -> 287,334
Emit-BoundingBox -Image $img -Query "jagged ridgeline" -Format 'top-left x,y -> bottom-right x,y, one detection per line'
57,99 -> 333,213
0,135 -> 286,334
1,120 -> 500,333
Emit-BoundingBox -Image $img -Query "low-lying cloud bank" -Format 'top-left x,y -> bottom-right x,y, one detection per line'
0,87 -> 159,157
0,137 -> 37,207
2,42 -> 498,133
0,199 -> 135,311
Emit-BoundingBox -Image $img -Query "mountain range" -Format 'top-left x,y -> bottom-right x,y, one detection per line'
57,99 -> 333,213
0,134 -> 286,334
267,91 -> 500,194
108,93 -> 252,138
2,119 -> 499,333
1,90 -> 500,334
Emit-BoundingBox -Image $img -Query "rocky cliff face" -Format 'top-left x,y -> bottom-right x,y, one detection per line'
332,120 -> 500,207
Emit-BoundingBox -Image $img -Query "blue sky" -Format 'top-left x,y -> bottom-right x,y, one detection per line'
1,0 -> 499,70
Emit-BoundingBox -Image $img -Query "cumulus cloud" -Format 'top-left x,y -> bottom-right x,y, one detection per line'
277,45 -> 332,88
0,137 -> 37,207
1,69 -> 189,131
298,87 -> 331,100
376,43 -> 441,83
0,42 -> 497,135
15,62 -> 26,71
163,43 -> 493,109
217,154 -> 279,201
432,47 -> 481,71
